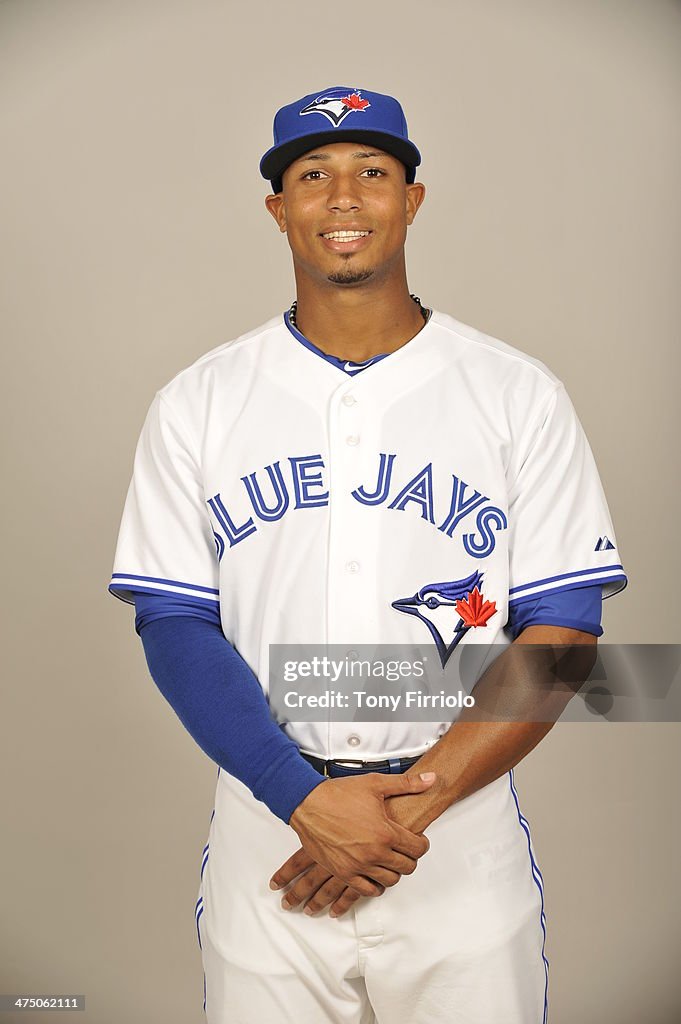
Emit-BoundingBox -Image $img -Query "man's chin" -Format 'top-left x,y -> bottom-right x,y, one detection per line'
326,267 -> 375,286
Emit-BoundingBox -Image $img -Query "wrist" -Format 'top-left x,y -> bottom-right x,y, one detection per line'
386,780 -> 446,833
289,777 -> 328,830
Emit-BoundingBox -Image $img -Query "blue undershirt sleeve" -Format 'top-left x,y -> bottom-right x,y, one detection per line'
132,593 -> 326,824
506,584 -> 603,641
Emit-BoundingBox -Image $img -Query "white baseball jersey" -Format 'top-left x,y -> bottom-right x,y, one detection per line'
109,308 -> 627,1024
109,308 -> 626,760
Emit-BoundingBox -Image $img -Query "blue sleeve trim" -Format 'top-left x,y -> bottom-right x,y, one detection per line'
507,584 -> 603,641
509,564 -> 623,595
508,571 -> 627,604
111,572 -> 219,594
108,573 -> 220,607
136,614 -> 326,823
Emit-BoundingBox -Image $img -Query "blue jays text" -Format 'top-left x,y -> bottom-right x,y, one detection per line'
207,452 -> 507,560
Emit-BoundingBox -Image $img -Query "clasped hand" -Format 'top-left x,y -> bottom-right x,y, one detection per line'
269,771 -> 436,919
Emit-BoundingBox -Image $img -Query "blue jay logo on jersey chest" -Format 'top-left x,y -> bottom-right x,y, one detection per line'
393,571 -> 498,667
206,451 -> 508,560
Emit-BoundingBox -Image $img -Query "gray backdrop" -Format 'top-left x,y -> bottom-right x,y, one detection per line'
2,1 -> 680,1022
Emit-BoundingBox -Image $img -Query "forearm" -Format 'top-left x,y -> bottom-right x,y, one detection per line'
388,720 -> 552,833
386,625 -> 597,833
137,614 -> 326,822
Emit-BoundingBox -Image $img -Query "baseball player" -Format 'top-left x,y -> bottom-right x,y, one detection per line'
108,86 -> 627,1023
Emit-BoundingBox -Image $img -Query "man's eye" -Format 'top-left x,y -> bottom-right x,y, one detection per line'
301,168 -> 384,180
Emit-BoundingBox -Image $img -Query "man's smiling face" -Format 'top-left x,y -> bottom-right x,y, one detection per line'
265,142 -> 425,287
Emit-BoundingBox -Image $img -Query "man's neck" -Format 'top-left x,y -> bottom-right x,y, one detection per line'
292,282 -> 428,363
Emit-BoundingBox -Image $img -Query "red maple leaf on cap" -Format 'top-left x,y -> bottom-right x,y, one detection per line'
455,587 -> 497,628
342,92 -> 370,111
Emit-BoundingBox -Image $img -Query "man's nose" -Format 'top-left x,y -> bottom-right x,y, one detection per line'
326,172 -> 362,212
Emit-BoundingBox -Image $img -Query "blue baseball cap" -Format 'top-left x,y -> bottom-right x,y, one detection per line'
260,86 -> 422,193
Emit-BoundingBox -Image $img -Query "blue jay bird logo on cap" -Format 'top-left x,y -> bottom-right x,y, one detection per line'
299,88 -> 371,127
392,571 -> 497,668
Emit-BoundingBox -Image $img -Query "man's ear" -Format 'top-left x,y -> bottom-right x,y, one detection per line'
405,182 -> 426,226
265,193 -> 287,233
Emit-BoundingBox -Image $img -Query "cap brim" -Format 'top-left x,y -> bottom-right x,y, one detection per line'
260,129 -> 421,186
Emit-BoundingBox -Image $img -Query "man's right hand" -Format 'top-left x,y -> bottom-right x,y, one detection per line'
287,771 -> 436,898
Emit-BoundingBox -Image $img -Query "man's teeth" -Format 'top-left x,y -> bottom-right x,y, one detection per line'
322,230 -> 370,240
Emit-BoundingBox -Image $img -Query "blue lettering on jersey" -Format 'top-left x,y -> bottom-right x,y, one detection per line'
438,475 -> 489,537
289,455 -> 329,507
387,463 -> 436,522
207,451 -> 507,560
241,461 -> 289,521
463,506 -> 508,559
207,492 -> 257,548
352,452 -> 396,505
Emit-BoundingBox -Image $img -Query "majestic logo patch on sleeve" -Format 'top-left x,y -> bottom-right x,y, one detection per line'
299,89 -> 371,127
392,571 -> 497,668
595,535 -> 616,551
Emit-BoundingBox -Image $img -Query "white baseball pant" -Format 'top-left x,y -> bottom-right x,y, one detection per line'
195,766 -> 548,1024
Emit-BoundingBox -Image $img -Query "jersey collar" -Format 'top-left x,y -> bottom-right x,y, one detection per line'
283,309 -> 418,378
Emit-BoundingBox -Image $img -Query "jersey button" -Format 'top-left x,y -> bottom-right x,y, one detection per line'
345,434 -> 360,446
342,394 -> 357,407
346,734 -> 361,747
345,560 -> 360,574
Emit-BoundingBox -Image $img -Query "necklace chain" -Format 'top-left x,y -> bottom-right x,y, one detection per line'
288,293 -> 431,330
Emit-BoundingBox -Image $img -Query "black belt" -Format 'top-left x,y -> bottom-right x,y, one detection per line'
300,750 -> 423,778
